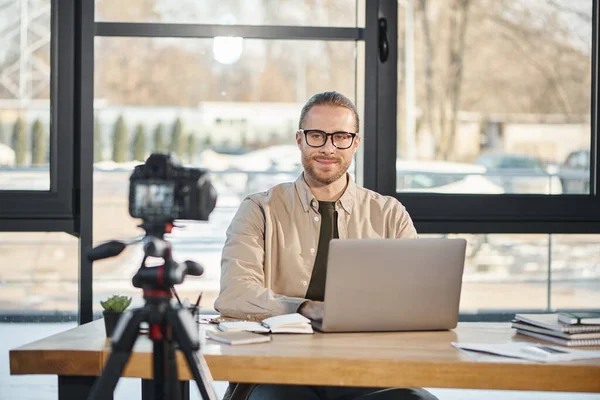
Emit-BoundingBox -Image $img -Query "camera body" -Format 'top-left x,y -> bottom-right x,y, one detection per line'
128,153 -> 217,222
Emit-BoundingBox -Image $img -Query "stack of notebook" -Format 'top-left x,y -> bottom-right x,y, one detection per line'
513,313 -> 600,347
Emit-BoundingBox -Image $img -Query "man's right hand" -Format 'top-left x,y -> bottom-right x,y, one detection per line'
298,300 -> 324,321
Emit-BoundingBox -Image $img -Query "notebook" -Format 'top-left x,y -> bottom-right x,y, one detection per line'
511,321 -> 600,340
558,312 -> 600,325
206,330 -> 272,345
217,313 -> 313,334
514,314 -> 600,334
515,329 -> 600,347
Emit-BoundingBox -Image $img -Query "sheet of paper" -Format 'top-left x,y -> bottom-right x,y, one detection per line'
452,342 -> 600,363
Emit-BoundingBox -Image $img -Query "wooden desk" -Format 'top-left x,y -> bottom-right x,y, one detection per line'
9,320 -> 600,399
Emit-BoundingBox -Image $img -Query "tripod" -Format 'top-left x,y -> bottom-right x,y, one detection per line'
87,222 -> 218,400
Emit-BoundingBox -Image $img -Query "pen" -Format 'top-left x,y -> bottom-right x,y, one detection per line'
192,292 -> 203,316
171,288 -> 183,305
260,322 -> 271,331
194,291 -> 203,308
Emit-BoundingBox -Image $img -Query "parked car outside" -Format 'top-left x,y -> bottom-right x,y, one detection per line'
396,159 -> 504,194
558,150 -> 590,194
473,152 -> 562,194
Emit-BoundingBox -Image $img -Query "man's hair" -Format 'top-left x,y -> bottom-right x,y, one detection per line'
298,91 -> 360,133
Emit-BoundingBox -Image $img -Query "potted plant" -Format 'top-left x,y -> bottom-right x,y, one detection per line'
100,295 -> 132,337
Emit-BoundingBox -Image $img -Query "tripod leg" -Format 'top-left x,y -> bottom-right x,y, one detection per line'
166,331 -> 182,400
187,352 -> 218,400
167,307 -> 218,400
143,335 -> 185,400
152,335 -> 166,400
87,309 -> 147,400
142,379 -> 189,400
149,333 -> 185,400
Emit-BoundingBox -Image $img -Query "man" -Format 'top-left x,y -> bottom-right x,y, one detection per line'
215,91 -> 436,400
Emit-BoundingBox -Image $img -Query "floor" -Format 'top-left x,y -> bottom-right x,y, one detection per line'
1,323 -> 599,400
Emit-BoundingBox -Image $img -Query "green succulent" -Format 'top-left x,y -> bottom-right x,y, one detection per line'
100,295 -> 132,312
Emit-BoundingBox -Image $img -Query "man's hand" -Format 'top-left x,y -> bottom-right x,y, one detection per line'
298,300 -> 324,321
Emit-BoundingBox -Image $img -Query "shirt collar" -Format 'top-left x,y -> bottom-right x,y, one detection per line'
295,173 -> 356,215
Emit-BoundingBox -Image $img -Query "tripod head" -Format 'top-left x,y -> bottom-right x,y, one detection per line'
88,220 -> 204,295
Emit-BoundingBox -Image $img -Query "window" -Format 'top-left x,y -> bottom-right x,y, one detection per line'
93,34 -> 360,311
397,0 -> 593,196
0,232 -> 78,315
0,232 -> 78,398
385,0 -> 600,314
23,0 -> 591,324
0,0 -> 51,190
0,0 -> 75,227
551,234 -> 600,309
388,0 -> 600,232
421,233 -> 600,311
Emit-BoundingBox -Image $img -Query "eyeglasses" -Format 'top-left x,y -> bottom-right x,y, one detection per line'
299,129 -> 357,150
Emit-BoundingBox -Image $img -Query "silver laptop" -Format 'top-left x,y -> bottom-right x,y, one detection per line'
311,238 -> 466,333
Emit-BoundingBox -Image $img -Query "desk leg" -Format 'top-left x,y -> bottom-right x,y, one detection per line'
58,376 -> 111,400
141,379 -> 190,400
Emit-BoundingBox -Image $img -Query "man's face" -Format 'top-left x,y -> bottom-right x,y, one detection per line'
296,105 -> 360,186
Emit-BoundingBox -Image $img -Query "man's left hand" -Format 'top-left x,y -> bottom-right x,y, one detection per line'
298,300 -> 324,321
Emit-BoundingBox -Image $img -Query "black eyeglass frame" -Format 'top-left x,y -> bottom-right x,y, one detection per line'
299,129 -> 358,150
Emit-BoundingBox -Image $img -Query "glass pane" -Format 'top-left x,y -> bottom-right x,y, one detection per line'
419,234 -> 550,311
0,232 -> 77,397
397,0 -> 592,195
95,0 -> 359,27
0,232 -> 78,313
0,0 -> 51,191
551,234 -> 600,309
93,37 -> 358,312
422,233 -> 600,311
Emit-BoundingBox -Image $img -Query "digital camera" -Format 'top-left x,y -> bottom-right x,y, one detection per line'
128,153 -> 217,222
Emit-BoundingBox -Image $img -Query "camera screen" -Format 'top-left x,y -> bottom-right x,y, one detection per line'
133,182 -> 176,218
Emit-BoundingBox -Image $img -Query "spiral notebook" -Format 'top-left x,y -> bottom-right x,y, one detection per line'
514,313 -> 600,334
516,329 -> 600,347
512,321 -> 600,340
558,312 -> 600,325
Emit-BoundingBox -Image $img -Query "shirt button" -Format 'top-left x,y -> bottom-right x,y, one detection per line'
314,216 -> 319,222
310,248 -> 315,254
302,280 -> 308,286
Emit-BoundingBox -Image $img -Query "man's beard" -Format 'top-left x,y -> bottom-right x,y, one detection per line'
302,153 -> 351,185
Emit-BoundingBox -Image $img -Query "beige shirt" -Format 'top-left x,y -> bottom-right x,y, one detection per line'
214,173 -> 418,321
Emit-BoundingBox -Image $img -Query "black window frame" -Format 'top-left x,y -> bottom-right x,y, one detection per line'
0,0 -> 75,233
76,0 -> 391,324
6,0 -> 597,324
363,0 -> 600,315
364,0 -> 600,235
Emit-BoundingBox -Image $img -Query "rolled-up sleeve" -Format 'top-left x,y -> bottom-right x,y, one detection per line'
214,197 -> 306,321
